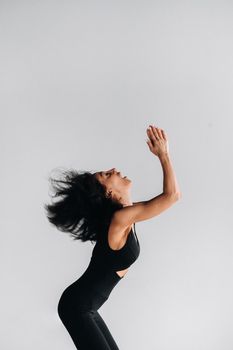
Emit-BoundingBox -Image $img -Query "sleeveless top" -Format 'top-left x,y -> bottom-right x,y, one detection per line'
89,222 -> 140,272
70,223 -> 141,304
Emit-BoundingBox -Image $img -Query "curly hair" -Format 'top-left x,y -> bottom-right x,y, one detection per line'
43,167 -> 123,244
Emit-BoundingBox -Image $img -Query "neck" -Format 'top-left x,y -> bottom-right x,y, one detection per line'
119,194 -> 133,207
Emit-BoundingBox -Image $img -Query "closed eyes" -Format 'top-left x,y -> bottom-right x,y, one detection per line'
100,172 -> 110,177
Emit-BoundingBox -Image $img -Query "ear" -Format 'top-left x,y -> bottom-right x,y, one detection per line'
107,191 -> 112,198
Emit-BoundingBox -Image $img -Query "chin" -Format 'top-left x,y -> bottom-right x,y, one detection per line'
125,178 -> 132,186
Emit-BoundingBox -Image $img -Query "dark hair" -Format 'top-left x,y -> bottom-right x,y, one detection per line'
43,167 -> 123,244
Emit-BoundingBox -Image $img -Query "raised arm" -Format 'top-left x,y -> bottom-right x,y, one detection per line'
112,125 -> 181,229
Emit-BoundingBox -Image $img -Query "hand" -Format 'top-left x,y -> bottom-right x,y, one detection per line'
146,125 -> 169,157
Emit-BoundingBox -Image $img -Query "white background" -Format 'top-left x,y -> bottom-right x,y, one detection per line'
1,0 -> 233,349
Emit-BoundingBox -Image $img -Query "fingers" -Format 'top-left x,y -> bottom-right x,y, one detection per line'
154,126 -> 163,139
147,125 -> 159,140
161,129 -> 167,140
146,138 -> 153,149
147,125 -> 167,141
147,126 -> 158,141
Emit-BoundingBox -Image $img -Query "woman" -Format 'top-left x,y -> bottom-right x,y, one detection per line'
44,125 -> 181,349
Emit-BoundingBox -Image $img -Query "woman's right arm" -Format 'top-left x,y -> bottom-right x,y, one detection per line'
112,125 -> 181,227
114,158 -> 181,226
159,152 -> 181,195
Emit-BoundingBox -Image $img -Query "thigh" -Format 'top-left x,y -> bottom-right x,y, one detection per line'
92,311 -> 120,350
57,284 -> 120,349
59,309 -> 119,350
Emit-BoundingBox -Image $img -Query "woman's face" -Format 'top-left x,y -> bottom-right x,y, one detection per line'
93,168 -> 131,192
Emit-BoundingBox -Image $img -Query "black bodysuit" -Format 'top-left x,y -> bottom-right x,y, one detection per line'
57,223 -> 140,349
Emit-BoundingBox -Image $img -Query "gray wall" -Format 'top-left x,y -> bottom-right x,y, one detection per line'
1,1 -> 232,349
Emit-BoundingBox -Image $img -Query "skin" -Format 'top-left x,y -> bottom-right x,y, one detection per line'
92,125 -> 169,278
93,168 -> 133,207
93,168 -> 133,277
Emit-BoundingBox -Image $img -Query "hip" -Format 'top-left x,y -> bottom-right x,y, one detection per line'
57,269 -> 121,313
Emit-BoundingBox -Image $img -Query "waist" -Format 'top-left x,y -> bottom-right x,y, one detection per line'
71,264 -> 122,299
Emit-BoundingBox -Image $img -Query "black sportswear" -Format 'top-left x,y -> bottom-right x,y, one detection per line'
57,222 -> 140,349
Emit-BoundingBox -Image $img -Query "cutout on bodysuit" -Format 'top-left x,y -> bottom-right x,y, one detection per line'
115,267 -> 129,279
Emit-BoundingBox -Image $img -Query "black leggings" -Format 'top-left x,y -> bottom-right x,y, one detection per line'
57,268 -> 122,349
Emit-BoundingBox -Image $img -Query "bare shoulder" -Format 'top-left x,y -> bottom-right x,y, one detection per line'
107,193 -> 181,249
